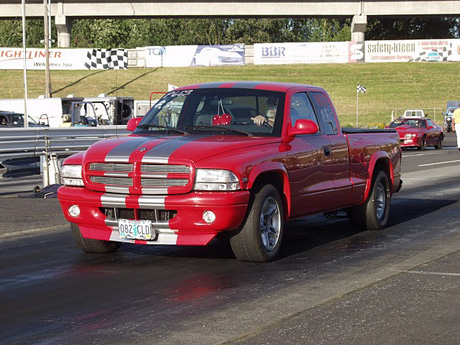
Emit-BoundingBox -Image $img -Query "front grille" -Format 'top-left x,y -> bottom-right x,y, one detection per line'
86,162 -> 192,195
90,176 -> 132,186
101,207 -> 177,223
141,164 -> 190,174
90,163 -> 133,172
141,179 -> 188,187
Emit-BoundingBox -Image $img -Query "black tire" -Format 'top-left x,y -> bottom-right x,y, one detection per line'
71,223 -> 122,254
417,136 -> 426,150
348,170 -> 391,230
230,184 -> 284,262
434,137 -> 443,149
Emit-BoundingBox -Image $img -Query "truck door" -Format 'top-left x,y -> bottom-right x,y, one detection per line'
309,91 -> 352,208
286,92 -> 335,217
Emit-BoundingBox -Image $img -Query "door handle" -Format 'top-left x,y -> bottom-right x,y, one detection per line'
324,147 -> 331,156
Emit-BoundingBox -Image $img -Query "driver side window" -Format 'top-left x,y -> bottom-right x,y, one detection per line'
290,93 -> 319,128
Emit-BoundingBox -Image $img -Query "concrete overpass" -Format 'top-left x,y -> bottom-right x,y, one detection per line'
1,1 -> 460,47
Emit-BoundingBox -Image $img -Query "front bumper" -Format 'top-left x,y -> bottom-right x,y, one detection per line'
400,137 -> 421,148
58,186 -> 250,246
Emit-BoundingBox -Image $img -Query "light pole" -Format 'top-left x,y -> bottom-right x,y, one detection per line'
22,0 -> 28,128
44,0 -> 52,98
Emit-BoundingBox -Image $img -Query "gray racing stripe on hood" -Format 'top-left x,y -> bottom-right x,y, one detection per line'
142,135 -> 208,163
105,137 -> 152,162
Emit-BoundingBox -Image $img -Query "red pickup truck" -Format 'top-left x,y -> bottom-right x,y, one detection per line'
58,82 -> 402,262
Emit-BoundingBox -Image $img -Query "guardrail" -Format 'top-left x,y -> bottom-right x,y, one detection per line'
0,126 -> 129,164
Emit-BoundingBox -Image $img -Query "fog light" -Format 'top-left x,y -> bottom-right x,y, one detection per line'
68,205 -> 81,217
202,211 -> 216,224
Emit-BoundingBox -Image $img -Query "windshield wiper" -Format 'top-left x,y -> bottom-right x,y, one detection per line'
185,125 -> 253,137
137,124 -> 189,135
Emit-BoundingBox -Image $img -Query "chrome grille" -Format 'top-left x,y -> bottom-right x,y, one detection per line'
90,163 -> 133,172
141,164 -> 190,174
141,179 -> 188,187
86,161 -> 192,194
90,176 -> 132,186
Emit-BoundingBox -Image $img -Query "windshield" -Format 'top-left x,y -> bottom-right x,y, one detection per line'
136,88 -> 284,137
389,119 -> 426,128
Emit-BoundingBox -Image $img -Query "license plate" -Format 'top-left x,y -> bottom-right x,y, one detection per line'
118,219 -> 153,240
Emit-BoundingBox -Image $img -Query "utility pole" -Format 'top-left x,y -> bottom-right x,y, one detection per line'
44,0 -> 51,98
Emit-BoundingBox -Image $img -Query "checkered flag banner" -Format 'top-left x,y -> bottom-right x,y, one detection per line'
409,44 -> 453,62
84,49 -> 128,70
357,84 -> 366,93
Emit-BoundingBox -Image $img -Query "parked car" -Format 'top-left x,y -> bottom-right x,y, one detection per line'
387,117 -> 443,150
58,81 -> 402,262
0,111 -> 42,127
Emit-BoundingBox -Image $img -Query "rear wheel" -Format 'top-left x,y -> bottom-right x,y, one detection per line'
71,223 -> 122,254
230,184 -> 284,262
434,136 -> 443,149
348,170 -> 391,230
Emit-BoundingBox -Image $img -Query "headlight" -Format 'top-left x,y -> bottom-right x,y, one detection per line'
61,164 -> 84,186
194,169 -> 240,191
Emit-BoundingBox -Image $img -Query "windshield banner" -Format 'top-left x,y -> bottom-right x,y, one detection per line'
144,44 -> 245,67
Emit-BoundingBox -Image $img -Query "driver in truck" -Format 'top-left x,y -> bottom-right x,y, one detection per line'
251,96 -> 277,126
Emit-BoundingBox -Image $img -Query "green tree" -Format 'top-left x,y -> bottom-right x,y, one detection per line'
366,17 -> 458,40
0,19 -> 56,48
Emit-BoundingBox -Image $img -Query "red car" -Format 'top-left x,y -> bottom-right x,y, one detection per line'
388,117 -> 444,150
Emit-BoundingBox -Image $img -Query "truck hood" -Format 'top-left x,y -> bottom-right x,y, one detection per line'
84,134 -> 278,164
394,125 -> 425,136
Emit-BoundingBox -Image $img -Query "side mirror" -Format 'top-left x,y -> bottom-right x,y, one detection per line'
427,126 -> 434,130
288,119 -> 319,137
127,117 -> 143,131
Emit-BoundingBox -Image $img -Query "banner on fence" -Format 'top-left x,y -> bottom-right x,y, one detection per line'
144,44 -> 245,67
0,48 -> 128,70
363,39 -> 460,63
254,42 -> 351,65
0,48 -> 87,70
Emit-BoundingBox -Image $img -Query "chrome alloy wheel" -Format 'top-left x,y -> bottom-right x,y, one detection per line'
259,196 -> 281,251
375,181 -> 387,220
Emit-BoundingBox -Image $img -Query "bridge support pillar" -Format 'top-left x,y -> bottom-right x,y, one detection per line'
56,15 -> 72,48
351,15 -> 367,41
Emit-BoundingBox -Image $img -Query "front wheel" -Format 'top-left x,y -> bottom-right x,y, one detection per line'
71,223 -> 122,254
348,170 -> 391,230
230,184 -> 284,262
417,136 -> 426,150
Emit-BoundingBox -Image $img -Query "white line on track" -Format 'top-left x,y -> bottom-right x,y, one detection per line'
398,270 -> 460,277
418,159 -> 460,167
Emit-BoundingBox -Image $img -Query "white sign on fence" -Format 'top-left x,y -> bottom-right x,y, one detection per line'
0,48 -> 89,70
363,39 -> 460,63
254,42 -> 350,65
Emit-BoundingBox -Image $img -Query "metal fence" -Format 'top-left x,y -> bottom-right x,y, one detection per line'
0,126 -> 129,164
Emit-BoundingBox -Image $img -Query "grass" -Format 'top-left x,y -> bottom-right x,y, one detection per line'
1,62 -> 458,126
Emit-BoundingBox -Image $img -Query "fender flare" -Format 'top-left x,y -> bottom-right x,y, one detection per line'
247,162 -> 291,219
363,151 -> 394,201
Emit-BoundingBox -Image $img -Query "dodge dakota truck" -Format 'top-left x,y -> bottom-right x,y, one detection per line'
58,82 -> 402,262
